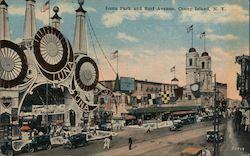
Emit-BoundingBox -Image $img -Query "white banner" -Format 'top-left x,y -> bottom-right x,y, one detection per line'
32,104 -> 65,115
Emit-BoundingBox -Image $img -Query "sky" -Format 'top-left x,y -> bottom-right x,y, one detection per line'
3,0 -> 250,100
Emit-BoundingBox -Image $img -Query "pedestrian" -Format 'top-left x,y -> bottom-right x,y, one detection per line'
234,108 -> 243,134
128,136 -> 132,150
93,128 -> 97,135
107,137 -> 111,149
204,147 -> 211,156
103,137 -> 110,149
103,138 -> 108,149
245,108 -> 250,132
146,127 -> 151,133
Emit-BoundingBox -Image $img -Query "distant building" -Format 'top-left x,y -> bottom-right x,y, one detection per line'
100,78 -> 178,106
176,48 -> 227,107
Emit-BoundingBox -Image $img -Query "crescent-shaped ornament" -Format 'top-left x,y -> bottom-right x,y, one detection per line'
0,40 -> 28,88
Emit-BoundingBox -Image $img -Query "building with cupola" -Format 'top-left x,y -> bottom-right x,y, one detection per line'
176,47 -> 227,108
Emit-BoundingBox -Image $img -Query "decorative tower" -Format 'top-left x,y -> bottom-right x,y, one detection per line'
199,51 -> 212,91
23,0 -> 36,42
73,0 -> 88,56
0,0 -> 10,40
185,48 -> 199,85
51,6 -> 62,30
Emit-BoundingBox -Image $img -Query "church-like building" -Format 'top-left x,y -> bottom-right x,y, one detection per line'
176,47 -> 227,107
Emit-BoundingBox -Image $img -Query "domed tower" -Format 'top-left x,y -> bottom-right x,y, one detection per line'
51,6 -> 62,30
199,51 -> 212,91
186,48 -> 199,85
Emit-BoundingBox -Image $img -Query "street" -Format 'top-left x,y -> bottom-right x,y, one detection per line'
17,122 -> 214,156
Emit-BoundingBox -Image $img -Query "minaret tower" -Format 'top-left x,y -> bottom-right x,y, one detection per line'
73,0 -> 88,56
51,6 -> 62,30
186,48 -> 199,85
23,0 -> 36,42
199,51 -> 212,91
0,0 -> 10,40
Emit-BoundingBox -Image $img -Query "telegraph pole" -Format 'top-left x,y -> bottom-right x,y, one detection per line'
213,74 -> 220,156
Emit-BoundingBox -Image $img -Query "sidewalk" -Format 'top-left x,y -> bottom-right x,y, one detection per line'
95,126 -> 213,156
221,119 -> 250,156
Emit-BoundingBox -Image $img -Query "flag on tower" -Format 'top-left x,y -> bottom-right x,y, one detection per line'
111,50 -> 118,59
187,25 -> 193,33
170,66 -> 175,72
200,32 -> 206,38
41,0 -> 50,12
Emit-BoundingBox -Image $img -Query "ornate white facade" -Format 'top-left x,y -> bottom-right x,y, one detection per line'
0,0 -> 113,129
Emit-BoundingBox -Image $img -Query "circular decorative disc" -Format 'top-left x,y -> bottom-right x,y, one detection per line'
34,26 -> 68,72
75,57 -> 99,91
0,40 -> 28,88
38,39 -> 74,82
191,84 -> 199,91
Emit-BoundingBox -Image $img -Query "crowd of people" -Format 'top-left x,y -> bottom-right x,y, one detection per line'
228,106 -> 250,134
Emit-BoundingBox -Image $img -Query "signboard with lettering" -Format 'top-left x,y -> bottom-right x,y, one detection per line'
120,77 -> 135,92
32,104 -> 65,115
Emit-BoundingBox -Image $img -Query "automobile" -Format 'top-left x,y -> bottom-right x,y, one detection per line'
99,123 -> 112,131
173,119 -> 184,126
181,116 -> 196,125
62,125 -> 71,131
206,130 -> 224,142
200,115 -> 214,122
169,123 -> 182,131
181,147 -> 203,156
196,116 -> 203,122
25,135 -> 52,153
0,139 -> 13,156
64,133 -> 88,149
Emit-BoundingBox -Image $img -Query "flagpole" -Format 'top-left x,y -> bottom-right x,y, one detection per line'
204,32 -> 206,52
49,0 -> 51,25
174,69 -> 176,78
117,51 -> 119,75
191,29 -> 193,48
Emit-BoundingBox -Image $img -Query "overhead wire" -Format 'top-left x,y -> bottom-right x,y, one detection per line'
86,14 -> 105,81
86,14 -> 117,76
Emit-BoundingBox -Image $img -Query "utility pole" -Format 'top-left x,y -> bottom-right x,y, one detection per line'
213,74 -> 220,156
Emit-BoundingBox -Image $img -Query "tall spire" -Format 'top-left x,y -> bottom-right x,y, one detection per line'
0,0 -> 10,40
23,0 -> 36,42
51,6 -> 62,30
73,0 -> 88,55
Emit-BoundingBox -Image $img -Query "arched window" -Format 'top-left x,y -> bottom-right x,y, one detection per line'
202,62 -> 205,69
189,59 -> 193,66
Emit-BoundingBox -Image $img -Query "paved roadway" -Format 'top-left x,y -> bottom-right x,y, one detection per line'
17,122 -> 214,156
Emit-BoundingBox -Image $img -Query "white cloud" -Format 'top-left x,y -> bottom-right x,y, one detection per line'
207,34 -> 239,41
14,37 -> 22,44
116,32 -> 139,42
8,6 -> 25,16
205,28 -> 214,33
180,4 -> 249,23
102,10 -> 172,27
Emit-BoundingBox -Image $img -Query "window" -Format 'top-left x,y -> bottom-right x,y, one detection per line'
188,95 -> 192,100
202,62 -> 205,69
189,59 -> 193,66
